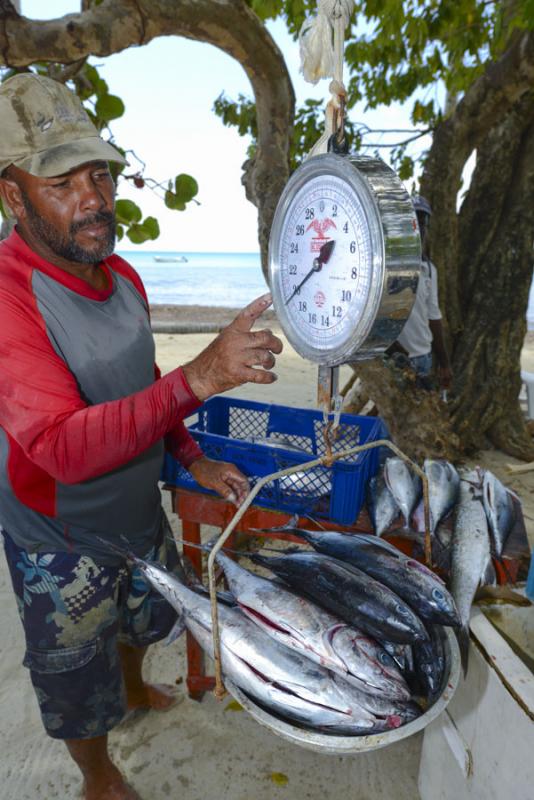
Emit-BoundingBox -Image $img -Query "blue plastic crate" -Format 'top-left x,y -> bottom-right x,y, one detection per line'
162,396 -> 387,525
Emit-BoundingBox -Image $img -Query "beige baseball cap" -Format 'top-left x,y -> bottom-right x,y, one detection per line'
0,72 -> 127,178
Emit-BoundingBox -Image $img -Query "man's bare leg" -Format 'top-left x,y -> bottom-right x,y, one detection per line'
66,736 -> 139,800
118,642 -> 176,711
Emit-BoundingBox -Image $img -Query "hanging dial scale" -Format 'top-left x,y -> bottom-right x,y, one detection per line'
268,1 -> 421,422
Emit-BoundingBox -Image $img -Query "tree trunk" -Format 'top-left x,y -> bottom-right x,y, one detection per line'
450,93 -> 534,459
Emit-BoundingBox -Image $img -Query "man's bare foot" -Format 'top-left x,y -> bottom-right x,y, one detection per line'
126,682 -> 177,712
83,772 -> 140,799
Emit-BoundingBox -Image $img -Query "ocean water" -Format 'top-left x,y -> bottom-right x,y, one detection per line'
119,250 -> 534,329
117,250 -> 267,308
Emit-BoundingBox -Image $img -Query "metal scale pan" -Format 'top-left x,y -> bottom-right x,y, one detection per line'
224,627 -> 461,755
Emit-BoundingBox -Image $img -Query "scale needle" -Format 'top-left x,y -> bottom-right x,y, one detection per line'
284,239 -> 336,305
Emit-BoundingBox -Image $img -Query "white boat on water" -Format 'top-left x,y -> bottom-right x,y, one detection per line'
154,255 -> 188,263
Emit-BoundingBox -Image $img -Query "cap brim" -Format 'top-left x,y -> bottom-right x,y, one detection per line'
12,136 -> 128,178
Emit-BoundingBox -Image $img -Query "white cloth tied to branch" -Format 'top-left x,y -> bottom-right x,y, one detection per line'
301,1 -> 354,158
299,0 -> 354,84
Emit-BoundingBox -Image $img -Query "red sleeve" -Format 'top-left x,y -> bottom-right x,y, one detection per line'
155,363 -> 204,468
0,278 -> 202,485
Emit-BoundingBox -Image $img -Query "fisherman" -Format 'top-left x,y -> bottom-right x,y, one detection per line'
0,73 -> 282,800
389,195 -> 452,391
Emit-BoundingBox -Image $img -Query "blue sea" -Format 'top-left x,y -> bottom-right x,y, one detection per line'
117,250 -> 267,308
119,249 -> 534,330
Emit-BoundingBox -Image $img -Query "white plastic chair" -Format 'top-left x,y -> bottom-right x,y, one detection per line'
521,370 -> 534,419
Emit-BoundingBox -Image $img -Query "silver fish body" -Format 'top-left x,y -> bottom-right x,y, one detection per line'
384,458 -> 422,527
481,470 -> 515,558
423,459 -> 460,534
252,550 -> 429,644
129,554 -> 414,732
216,551 -> 409,700
279,470 -> 330,498
367,474 -> 401,536
249,435 -> 311,454
451,479 -> 492,672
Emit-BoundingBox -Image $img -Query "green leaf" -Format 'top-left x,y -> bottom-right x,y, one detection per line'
95,93 -> 125,123
164,190 -> 186,211
174,174 -> 199,203
270,773 -> 289,786
142,216 -> 160,239
126,223 -> 152,245
224,700 -> 244,712
115,199 -> 142,224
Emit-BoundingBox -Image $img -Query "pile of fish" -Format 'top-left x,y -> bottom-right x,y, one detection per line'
368,458 -> 520,671
107,520 -> 461,737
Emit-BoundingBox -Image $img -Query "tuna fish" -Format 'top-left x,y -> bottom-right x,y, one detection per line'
481,470 -> 515,559
367,474 -> 401,536
285,529 -> 460,628
423,459 -> 460,534
412,625 -> 446,702
384,458 -> 422,527
251,550 -> 429,644
216,550 -> 410,700
451,478 -> 492,673
382,642 -> 414,673
115,546 -> 418,732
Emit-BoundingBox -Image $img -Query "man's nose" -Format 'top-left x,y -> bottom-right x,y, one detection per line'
79,177 -> 108,212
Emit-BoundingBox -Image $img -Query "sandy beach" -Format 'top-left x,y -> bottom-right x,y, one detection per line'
0,304 -> 532,800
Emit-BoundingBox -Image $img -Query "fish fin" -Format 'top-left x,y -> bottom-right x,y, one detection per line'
482,559 -> 497,587
163,614 -> 187,646
96,536 -> 137,564
248,522 -> 298,534
456,626 -> 470,676
249,552 -> 271,569
182,554 -> 202,587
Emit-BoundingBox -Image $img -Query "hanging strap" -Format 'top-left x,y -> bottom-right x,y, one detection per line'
299,0 -> 355,157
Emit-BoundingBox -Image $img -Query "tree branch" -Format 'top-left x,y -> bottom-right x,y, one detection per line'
0,0 -> 295,271
421,27 -> 534,336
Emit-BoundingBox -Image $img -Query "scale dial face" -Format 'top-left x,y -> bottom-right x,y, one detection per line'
269,153 -> 420,366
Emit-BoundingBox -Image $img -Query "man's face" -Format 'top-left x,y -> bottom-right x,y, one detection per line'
2,161 -> 116,264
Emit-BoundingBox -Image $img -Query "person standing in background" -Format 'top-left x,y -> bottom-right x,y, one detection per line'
392,195 -> 452,391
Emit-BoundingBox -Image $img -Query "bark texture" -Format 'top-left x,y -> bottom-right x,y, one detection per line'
354,27 -> 534,461
344,359 -> 461,462
0,0 -> 294,273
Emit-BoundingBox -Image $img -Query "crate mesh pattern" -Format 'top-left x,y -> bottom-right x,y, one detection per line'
162,397 -> 385,525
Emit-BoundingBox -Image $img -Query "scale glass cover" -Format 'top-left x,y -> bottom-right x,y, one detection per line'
268,152 -> 421,366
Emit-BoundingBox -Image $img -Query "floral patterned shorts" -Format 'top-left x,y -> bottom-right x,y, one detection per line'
2,514 -> 182,740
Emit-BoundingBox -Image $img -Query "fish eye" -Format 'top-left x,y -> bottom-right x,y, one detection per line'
378,651 -> 394,667
432,588 -> 444,601
396,604 -> 411,617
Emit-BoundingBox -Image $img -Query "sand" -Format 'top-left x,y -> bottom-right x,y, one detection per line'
0,304 -> 532,800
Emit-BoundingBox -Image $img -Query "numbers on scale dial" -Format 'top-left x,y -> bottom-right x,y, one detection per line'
280,178 -> 369,343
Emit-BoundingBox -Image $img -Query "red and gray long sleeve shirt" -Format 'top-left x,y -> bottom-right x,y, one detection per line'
0,230 -> 203,564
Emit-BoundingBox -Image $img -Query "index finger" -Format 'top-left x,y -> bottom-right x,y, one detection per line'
229,292 -> 272,333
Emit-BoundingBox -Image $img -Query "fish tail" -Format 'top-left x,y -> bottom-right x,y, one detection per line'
482,558 -> 497,587
249,552 -> 270,569
248,513 -> 300,535
96,535 -> 138,564
456,626 -> 470,676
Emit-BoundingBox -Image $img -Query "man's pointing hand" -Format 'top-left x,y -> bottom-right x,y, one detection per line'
182,293 -> 283,401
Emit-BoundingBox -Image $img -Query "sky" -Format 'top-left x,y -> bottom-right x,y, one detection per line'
20,1 -> 430,252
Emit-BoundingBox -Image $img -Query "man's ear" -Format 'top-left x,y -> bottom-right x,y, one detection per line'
0,175 -> 24,221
